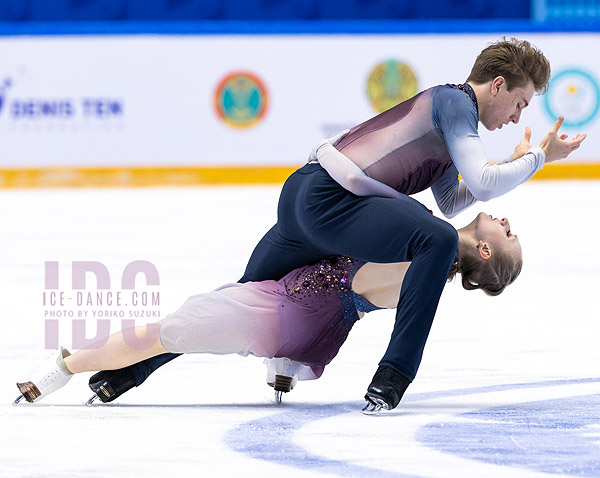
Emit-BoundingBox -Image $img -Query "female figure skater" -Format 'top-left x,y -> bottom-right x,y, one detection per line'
15,212 -> 521,414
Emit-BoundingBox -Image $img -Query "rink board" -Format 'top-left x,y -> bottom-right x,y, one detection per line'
0,32 -> 599,187
0,162 -> 600,188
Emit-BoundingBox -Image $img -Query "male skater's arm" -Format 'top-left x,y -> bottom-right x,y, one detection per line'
311,125 -> 543,217
432,88 -> 544,209
314,89 -> 584,218
434,89 -> 586,216
430,126 -> 543,218
311,129 -> 483,216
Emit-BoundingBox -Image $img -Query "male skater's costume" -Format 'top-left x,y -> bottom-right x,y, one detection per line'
94,84 -> 545,407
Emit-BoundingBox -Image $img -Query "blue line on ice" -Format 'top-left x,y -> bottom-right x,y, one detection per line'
418,392 -> 600,476
225,377 -> 600,477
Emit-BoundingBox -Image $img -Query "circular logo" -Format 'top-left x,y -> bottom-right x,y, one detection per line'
544,68 -> 600,128
214,71 -> 268,129
366,60 -> 418,113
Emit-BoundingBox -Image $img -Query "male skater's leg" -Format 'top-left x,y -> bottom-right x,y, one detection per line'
287,165 -> 458,409
88,352 -> 181,402
92,164 -> 456,407
242,165 -> 458,409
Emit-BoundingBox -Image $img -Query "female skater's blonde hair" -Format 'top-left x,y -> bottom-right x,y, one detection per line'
467,37 -> 551,94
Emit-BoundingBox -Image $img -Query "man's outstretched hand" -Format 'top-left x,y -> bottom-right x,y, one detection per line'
540,116 -> 587,163
511,126 -> 534,160
510,117 -> 587,162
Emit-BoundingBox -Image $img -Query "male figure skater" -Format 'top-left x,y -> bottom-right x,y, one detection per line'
89,38 -> 586,412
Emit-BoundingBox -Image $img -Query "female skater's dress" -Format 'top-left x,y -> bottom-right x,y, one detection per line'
159,256 -> 380,379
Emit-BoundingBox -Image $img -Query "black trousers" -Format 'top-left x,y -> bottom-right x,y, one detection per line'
130,164 -> 457,385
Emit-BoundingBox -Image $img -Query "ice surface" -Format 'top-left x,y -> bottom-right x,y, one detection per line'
1,182 -> 599,477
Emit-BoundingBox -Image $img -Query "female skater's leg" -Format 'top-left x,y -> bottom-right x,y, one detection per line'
64,323 -> 166,374
16,323 -> 166,403
91,169 -> 337,400
17,284 -> 281,403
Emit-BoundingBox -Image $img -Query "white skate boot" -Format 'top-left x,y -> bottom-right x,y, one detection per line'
264,357 -> 303,404
13,347 -> 73,405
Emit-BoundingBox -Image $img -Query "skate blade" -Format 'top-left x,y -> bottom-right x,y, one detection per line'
86,394 -> 99,406
361,402 -> 382,415
361,396 -> 389,415
274,390 -> 283,405
12,394 -> 26,406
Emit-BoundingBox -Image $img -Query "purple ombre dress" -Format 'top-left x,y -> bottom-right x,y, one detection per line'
159,256 -> 380,379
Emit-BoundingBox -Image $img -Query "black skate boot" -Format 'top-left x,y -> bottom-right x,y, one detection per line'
362,365 -> 411,415
86,367 -> 137,406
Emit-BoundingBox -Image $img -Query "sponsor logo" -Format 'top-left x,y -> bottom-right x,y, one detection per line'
0,75 -> 124,127
214,71 -> 269,129
0,78 -> 12,114
366,60 -> 418,113
544,68 -> 600,128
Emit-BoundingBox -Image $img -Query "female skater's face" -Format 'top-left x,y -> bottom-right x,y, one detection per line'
472,212 -> 522,259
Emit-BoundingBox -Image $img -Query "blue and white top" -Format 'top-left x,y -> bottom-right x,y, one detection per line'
313,83 -> 545,218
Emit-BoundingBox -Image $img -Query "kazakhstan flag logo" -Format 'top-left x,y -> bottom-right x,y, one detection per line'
544,68 -> 599,128
214,71 -> 269,129
367,60 -> 418,113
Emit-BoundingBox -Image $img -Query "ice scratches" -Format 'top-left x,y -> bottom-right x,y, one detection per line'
418,388 -> 600,476
581,423 -> 600,448
226,378 -> 600,478
509,436 -> 528,451
225,402 -> 419,478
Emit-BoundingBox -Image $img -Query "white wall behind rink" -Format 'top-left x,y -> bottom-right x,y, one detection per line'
0,33 -> 597,169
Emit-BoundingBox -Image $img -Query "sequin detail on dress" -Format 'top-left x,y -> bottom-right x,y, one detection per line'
283,255 -> 365,331
284,256 -> 356,298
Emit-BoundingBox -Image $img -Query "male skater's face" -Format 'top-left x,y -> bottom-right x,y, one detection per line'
481,78 -> 535,131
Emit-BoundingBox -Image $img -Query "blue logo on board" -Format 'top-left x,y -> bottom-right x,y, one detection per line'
544,68 -> 600,128
0,78 -> 12,114
0,76 -> 124,121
